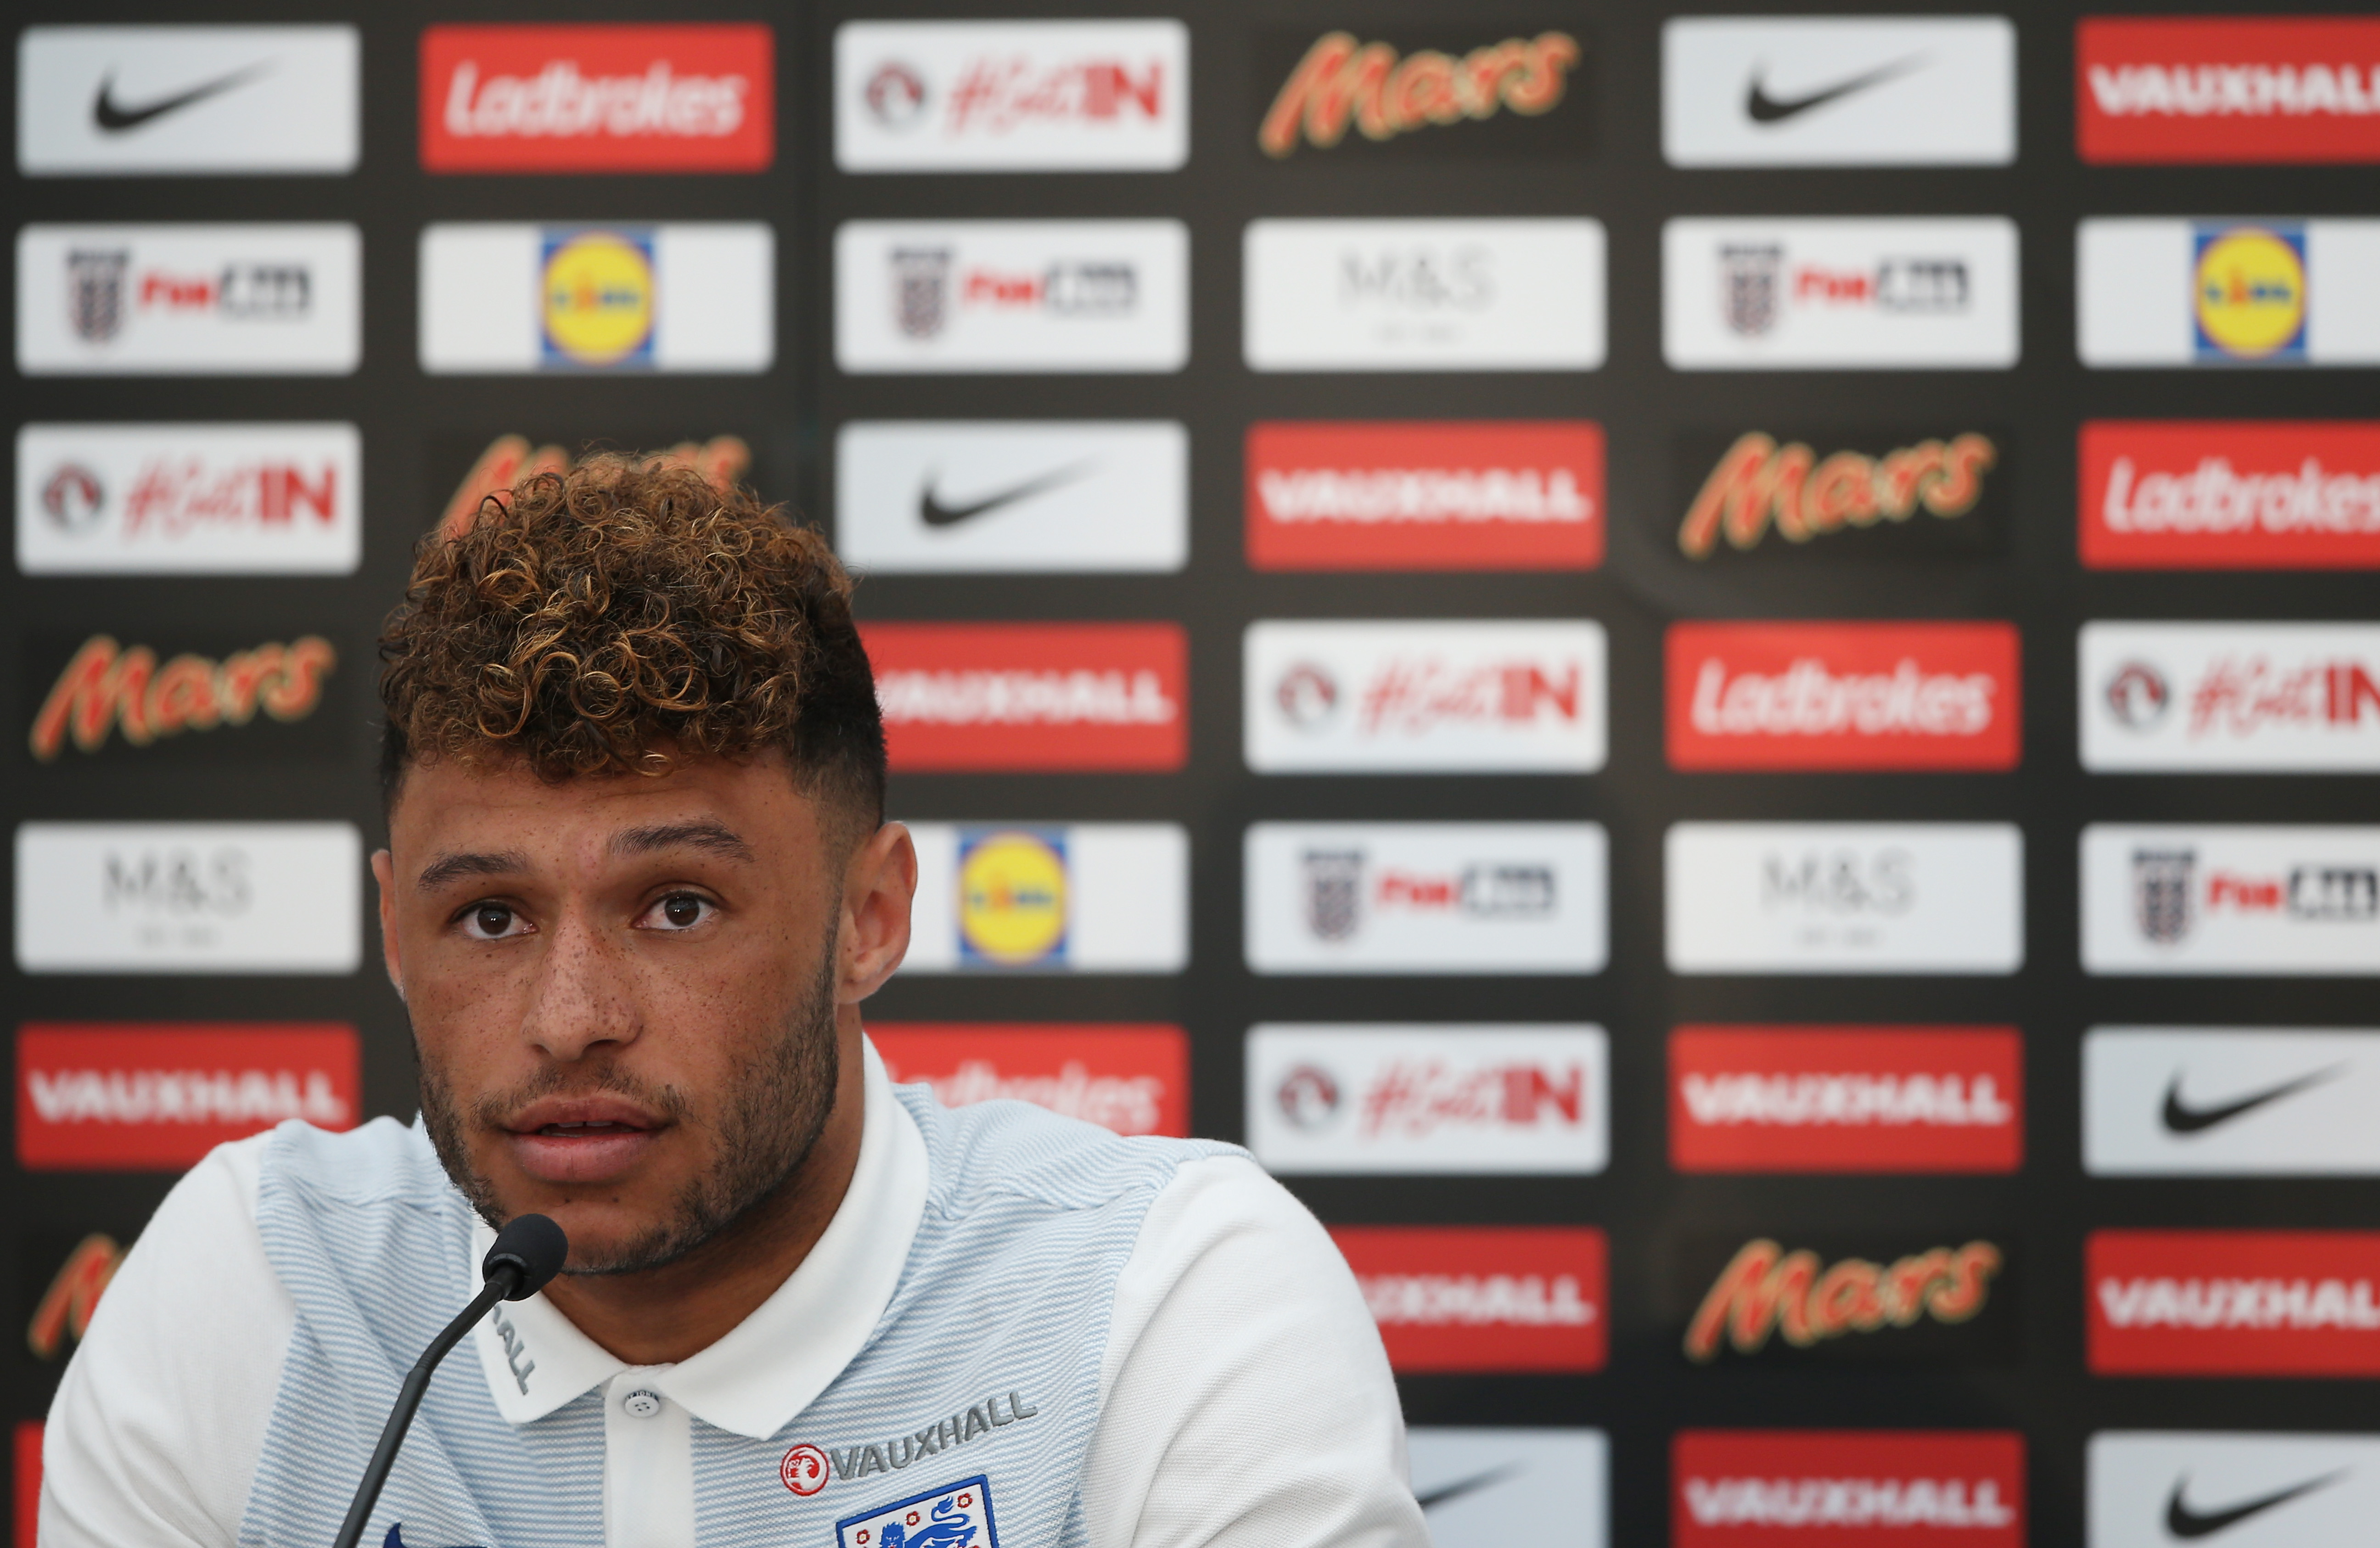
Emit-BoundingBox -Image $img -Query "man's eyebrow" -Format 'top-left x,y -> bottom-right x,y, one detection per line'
415,850 -> 531,893
610,821 -> 757,864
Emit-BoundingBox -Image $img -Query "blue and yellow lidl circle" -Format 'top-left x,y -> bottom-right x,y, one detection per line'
541,230 -> 655,369
958,829 -> 1069,967
2194,224 -> 2307,362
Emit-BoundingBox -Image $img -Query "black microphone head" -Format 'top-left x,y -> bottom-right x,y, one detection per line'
482,1214 -> 567,1300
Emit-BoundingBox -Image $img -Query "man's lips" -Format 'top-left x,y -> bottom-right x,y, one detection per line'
498,1097 -> 673,1185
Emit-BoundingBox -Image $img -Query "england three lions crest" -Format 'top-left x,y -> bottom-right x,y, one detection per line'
837,1475 -> 998,1548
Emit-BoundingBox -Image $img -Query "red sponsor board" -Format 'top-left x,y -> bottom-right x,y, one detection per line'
1329,1225 -> 1606,1372
2079,18 -> 2380,165
2079,421 -> 2380,569
16,1024 -> 360,1171
1670,1027 -> 2023,1175
2088,1230 -> 2380,1375
1245,422 -> 1605,572
862,623 -> 1186,773
870,1024 -> 1188,1137
15,1422 -> 38,1548
1674,1430 -> 2025,1545
1667,622 -> 2021,771
421,24 -> 775,173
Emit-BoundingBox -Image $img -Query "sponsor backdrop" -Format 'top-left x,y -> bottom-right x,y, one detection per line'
6,5 -> 2380,1548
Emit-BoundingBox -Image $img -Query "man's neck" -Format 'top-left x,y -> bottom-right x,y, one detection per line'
536,1030 -> 869,1367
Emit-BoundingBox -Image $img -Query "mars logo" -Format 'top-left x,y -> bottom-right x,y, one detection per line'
1678,430 -> 1998,559
2195,225 -> 2306,361
957,830 -> 1068,967
542,231 -> 655,368
1682,1236 -> 2009,1364
29,635 -> 335,762
1257,28 -> 1582,158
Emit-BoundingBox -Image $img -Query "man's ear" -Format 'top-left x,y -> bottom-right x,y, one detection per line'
370,848 -> 406,1001
837,821 -> 916,1004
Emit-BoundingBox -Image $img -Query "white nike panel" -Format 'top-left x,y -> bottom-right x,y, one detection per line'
2084,1027 -> 2380,1175
19,26 -> 358,175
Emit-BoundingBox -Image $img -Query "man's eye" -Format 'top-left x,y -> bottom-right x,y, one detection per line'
460,903 -> 530,941
641,893 -> 715,932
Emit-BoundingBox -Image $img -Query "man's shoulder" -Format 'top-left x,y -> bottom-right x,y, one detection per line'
892,1083 -> 1245,1219
253,1115 -> 467,1217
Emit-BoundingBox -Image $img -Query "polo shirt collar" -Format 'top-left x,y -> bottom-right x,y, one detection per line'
468,1036 -> 929,1439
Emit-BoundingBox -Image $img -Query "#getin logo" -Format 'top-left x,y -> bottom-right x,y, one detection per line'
2194,223 -> 2306,362
957,828 -> 1068,967
540,229 -> 656,368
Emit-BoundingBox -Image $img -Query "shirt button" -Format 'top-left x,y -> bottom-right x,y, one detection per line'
622,1389 -> 663,1419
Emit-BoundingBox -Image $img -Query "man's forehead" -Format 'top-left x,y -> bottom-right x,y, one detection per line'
390,753 -> 815,864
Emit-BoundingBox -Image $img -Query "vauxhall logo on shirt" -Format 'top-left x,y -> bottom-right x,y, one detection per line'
781,1391 -> 1039,1495
1252,25 -> 1587,160
2081,622 -> 2380,771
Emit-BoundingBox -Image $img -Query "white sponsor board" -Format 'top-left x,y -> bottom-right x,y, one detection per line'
1409,1428 -> 1608,1548
2090,1432 -> 2380,1548
2078,219 -> 2380,367
835,20 -> 1188,173
1667,822 -> 2025,975
418,223 -> 773,375
1245,620 -> 1606,774
836,220 -> 1188,373
19,25 -> 359,176
16,423 -> 360,576
1663,17 -> 2016,168
1244,219 -> 1606,372
15,822 -> 360,975
1662,217 -> 2020,370
2086,1027 -> 2380,1176
2081,622 -> 2380,771
1246,1024 -> 1608,1175
1245,822 -> 1607,976
902,822 -> 1185,974
17,224 -> 360,376
2082,824 -> 2380,976
834,421 -> 1186,574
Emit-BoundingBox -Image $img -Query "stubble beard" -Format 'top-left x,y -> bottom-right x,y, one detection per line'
417,943 -> 842,1277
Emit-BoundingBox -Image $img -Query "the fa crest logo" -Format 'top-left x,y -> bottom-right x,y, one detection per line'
1302,849 -> 1363,942
891,247 -> 952,339
2133,847 -> 2195,945
1720,243 -> 1782,338
67,250 -> 129,342
836,1476 -> 998,1548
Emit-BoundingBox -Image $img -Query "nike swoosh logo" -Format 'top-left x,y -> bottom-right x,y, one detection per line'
1414,1464 -> 1520,1512
1746,54 -> 1926,124
2165,1470 -> 2344,1538
2161,1064 -> 2346,1135
93,61 -> 273,133
919,462 -> 1092,528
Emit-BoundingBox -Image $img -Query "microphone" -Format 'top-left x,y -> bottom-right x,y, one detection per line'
330,1214 -> 567,1548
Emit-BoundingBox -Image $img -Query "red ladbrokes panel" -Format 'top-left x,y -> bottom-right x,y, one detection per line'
2080,421 -> 2380,569
15,1422 -> 39,1548
2088,1230 -> 2380,1375
870,1024 -> 1188,1138
1329,1224 -> 1605,1372
16,1024 -> 359,1171
1667,622 -> 2021,771
1245,422 -> 1604,571
1674,1430 -> 2024,1545
421,24 -> 775,172
2079,18 -> 2380,164
862,623 -> 1187,773
1670,1027 -> 2022,1175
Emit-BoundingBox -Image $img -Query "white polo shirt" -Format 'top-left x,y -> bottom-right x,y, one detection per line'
41,1040 -> 1424,1548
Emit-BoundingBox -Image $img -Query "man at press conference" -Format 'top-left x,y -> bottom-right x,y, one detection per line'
39,460 -> 1426,1548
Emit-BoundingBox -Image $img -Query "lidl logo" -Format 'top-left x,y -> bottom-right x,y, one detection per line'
541,230 -> 656,368
957,829 -> 1068,966
2194,224 -> 2305,362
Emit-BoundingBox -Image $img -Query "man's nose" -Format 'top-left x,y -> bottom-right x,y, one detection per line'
516,908 -> 641,1060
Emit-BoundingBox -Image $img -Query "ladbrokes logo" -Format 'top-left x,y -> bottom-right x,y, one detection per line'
1248,1024 -> 1607,1175
1667,622 -> 2020,771
2080,17 -> 2380,165
1670,1026 -> 2022,1174
1331,1225 -> 1605,1372
1677,430 -> 1999,560
16,1023 -> 359,1170
1246,620 -> 1605,773
1675,1431 -> 2023,1544
28,633 -> 335,763
871,1024 -> 1186,1137
1255,28 -> 1584,159
421,24 -> 771,172
1679,1234 -> 2014,1365
1246,421 -> 1604,571
862,623 -> 1184,773
2082,623 -> 2380,771
2089,1229 -> 2380,1374
2081,421 -> 2380,569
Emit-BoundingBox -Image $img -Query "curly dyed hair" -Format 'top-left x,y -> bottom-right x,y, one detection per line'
377,455 -> 883,830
